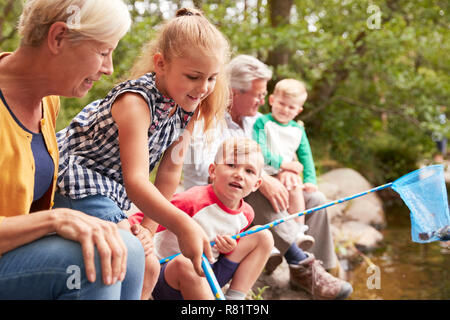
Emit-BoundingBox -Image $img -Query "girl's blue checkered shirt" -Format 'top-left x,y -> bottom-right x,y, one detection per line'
56,73 -> 194,211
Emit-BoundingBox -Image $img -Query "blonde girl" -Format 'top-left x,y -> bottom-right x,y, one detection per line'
54,8 -> 230,299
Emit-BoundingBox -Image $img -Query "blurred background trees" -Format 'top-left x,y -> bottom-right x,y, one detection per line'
1,0 -> 448,184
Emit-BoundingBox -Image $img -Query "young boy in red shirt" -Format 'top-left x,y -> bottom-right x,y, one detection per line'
131,137 -> 273,299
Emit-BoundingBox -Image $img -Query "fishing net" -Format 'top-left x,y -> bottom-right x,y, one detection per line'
391,165 -> 450,243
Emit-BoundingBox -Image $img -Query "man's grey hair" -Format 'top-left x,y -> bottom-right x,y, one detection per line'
227,54 -> 273,92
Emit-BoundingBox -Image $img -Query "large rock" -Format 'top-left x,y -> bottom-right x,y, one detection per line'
344,200 -> 385,228
316,167 -> 386,268
318,168 -> 386,228
333,221 -> 384,252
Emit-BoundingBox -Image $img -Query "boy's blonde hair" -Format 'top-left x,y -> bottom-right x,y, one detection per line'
214,137 -> 265,176
273,78 -> 308,102
129,8 -> 231,133
18,0 -> 131,47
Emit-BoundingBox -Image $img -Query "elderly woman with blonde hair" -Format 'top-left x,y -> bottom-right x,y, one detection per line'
0,0 -> 146,299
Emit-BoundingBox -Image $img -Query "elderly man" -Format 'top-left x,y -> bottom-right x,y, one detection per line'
182,55 -> 352,300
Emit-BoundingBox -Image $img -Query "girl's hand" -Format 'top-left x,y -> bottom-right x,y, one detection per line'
131,223 -> 154,256
214,235 -> 237,254
176,219 -> 214,277
52,208 -> 128,285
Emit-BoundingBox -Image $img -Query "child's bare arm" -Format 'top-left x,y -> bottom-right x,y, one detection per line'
111,93 -> 213,276
154,116 -> 195,200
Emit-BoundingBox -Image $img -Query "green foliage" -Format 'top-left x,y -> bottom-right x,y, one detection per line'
0,0 -> 21,51
1,0 -> 448,182
369,132 -> 427,184
247,286 -> 270,300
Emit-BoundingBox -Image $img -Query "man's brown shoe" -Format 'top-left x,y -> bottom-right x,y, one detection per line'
289,253 -> 353,300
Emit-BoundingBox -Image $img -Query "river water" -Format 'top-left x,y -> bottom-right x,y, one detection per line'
347,190 -> 450,300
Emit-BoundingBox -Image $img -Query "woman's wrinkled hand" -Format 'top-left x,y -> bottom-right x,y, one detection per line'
51,208 -> 128,285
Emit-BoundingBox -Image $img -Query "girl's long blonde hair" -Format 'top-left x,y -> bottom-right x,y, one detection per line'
129,8 -> 231,133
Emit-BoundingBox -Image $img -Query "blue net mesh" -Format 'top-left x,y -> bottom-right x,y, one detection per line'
391,165 -> 450,243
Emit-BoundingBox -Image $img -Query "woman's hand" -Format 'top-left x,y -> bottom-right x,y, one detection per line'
51,208 -> 128,285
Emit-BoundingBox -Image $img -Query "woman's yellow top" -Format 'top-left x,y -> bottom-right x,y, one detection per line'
0,53 -> 60,225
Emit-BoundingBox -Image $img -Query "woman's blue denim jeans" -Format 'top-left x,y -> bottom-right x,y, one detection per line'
0,229 -> 145,300
53,193 -> 128,224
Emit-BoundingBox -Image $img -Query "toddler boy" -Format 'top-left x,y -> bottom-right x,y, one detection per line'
253,78 -> 317,249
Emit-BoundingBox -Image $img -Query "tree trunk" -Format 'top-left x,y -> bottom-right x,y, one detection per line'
266,0 -> 294,87
256,0 -> 263,24
192,0 -> 203,9
269,0 -> 293,27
